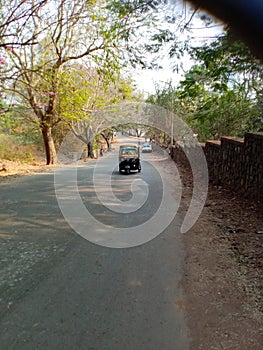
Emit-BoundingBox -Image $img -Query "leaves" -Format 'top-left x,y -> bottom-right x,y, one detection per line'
0,0 -> 154,163
148,29 -> 263,141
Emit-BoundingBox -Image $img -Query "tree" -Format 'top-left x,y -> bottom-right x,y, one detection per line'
148,31 -> 263,141
0,0 -> 49,49
0,0 -> 158,164
182,32 -> 263,138
69,72 -> 138,158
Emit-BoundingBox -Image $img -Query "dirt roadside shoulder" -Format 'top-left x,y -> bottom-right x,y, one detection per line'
0,159 -> 50,183
181,165 -> 263,349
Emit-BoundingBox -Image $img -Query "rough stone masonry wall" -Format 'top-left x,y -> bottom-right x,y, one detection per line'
205,132 -> 263,202
170,132 -> 263,202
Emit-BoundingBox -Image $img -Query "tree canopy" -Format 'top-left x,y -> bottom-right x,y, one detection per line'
0,0 -> 163,164
148,30 -> 263,141
1,0 -> 263,162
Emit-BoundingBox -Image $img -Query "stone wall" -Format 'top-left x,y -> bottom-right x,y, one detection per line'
171,132 -> 263,202
205,132 -> 263,202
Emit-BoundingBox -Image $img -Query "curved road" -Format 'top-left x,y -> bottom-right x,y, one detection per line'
0,138 -> 189,349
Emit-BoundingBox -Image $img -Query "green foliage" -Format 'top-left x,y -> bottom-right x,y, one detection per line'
0,0 -> 158,164
190,32 -> 263,78
107,0 -> 159,13
56,68 -> 92,122
0,111 -> 18,133
147,82 -> 179,114
183,89 -> 259,140
17,122 -> 43,147
55,65 -> 137,127
173,32 -> 263,140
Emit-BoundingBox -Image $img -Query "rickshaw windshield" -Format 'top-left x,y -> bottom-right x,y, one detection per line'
120,147 -> 137,156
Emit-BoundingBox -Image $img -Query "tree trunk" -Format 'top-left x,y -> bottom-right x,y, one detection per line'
87,141 -> 95,158
42,125 -> 57,165
106,137 -> 111,151
101,133 -> 111,151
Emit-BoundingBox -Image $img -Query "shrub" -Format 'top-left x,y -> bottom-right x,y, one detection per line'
0,134 -> 41,163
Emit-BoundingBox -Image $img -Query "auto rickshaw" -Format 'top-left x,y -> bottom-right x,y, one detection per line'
119,144 -> 141,174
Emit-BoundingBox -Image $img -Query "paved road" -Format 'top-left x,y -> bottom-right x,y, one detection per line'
0,139 -> 189,349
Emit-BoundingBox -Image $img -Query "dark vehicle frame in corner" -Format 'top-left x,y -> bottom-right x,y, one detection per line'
119,144 -> 141,174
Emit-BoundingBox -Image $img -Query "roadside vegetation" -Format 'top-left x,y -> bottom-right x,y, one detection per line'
147,32 -> 263,141
0,134 -> 38,163
0,0 -> 262,165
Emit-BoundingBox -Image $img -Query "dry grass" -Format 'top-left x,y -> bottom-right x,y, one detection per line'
0,134 -> 46,178
0,134 -> 43,163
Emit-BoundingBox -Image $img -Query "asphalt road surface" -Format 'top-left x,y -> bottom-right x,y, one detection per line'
0,138 -> 189,350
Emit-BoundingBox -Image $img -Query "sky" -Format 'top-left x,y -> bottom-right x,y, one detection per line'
132,2 -> 224,95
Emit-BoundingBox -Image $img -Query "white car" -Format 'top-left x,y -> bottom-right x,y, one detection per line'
141,143 -> 152,153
